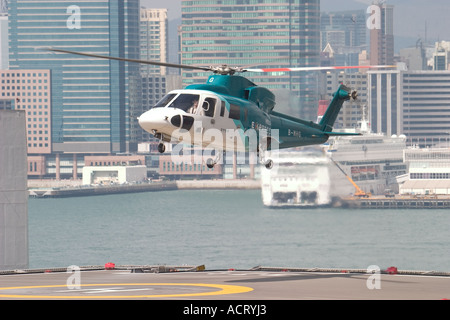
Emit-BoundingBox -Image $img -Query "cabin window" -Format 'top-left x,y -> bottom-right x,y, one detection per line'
229,104 -> 240,120
202,97 -> 217,117
220,101 -> 226,117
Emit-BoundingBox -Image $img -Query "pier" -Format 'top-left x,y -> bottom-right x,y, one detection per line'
28,179 -> 260,198
345,196 -> 450,209
29,181 -> 178,198
28,179 -> 450,210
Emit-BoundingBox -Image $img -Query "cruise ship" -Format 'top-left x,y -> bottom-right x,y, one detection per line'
261,147 -> 332,208
327,120 -> 408,197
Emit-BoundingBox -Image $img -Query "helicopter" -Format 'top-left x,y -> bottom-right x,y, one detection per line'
47,48 -> 394,169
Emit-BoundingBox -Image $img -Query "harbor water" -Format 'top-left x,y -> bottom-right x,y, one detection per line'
28,189 -> 450,272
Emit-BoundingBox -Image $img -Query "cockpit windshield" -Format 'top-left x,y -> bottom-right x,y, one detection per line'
153,93 -> 200,113
153,93 -> 177,109
168,94 -> 200,112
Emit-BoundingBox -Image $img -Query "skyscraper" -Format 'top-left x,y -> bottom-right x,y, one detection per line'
432,41 -> 450,71
1,70 -> 52,155
369,2 -> 394,66
368,69 -> 402,137
369,69 -> 450,147
320,10 -> 367,51
140,8 -> 168,76
180,0 -> 321,120
0,0 -> 7,69
0,0 -> 6,13
9,0 -> 140,154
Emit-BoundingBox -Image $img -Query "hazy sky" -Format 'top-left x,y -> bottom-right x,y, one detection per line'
141,0 -> 450,47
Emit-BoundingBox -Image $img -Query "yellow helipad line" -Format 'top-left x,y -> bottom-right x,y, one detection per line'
0,283 -> 254,299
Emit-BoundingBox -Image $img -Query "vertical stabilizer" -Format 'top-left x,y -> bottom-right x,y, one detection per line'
319,84 -> 353,132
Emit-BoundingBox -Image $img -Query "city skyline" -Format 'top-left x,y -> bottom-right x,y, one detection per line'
143,0 -> 450,51
3,0 -> 450,181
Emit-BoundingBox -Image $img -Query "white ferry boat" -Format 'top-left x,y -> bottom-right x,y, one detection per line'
261,147 -> 331,208
261,118 -> 409,206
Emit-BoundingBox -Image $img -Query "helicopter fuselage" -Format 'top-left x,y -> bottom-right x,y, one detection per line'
138,74 -> 343,155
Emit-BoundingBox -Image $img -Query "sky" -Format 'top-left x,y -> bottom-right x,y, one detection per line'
141,0 -> 450,49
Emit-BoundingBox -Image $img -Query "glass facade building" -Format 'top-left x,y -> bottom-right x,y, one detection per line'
9,0 -> 140,154
0,13 -> 7,69
180,0 -> 320,120
140,8 -> 168,76
320,10 -> 366,51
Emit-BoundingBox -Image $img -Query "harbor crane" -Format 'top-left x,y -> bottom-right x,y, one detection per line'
331,158 -> 372,198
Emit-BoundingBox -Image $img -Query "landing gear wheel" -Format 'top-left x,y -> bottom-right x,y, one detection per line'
158,143 -> 166,154
258,147 -> 273,170
206,158 -> 215,169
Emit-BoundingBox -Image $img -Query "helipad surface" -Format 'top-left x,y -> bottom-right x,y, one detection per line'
1,268 -> 449,300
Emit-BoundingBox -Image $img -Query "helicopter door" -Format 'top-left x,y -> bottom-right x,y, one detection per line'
200,96 -> 219,131
201,97 -> 217,117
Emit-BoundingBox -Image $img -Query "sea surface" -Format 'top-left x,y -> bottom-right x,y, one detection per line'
28,189 -> 450,272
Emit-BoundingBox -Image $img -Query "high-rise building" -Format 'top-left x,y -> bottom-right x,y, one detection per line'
9,0 -> 140,154
0,0 -> 7,69
139,7 -> 183,144
399,43 -> 427,71
180,0 -> 321,120
0,0 -> 6,13
369,69 -> 450,147
320,10 -> 366,51
320,9 -> 366,76
369,2 -> 394,66
432,41 -> 450,71
140,7 -> 170,112
1,70 -> 52,155
140,8 -> 168,76
402,71 -> 450,147
367,69 -> 402,137
0,14 -> 7,70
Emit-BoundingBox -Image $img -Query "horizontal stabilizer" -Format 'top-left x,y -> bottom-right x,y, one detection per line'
324,132 -> 362,136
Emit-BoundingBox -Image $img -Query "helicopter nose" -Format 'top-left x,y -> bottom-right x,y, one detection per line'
138,108 -> 170,133
138,108 -> 185,134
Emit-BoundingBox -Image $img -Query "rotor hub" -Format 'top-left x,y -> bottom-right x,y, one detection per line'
209,65 -> 246,76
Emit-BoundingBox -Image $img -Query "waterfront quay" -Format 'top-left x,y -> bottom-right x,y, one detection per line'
28,181 -> 177,198
28,179 -> 261,198
345,195 -> 450,209
28,179 -> 450,209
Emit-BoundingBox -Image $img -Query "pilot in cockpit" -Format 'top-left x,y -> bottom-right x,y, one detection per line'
188,99 -> 199,114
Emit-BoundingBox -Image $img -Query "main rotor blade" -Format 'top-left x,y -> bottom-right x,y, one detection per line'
245,65 -> 396,73
46,48 -> 213,72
